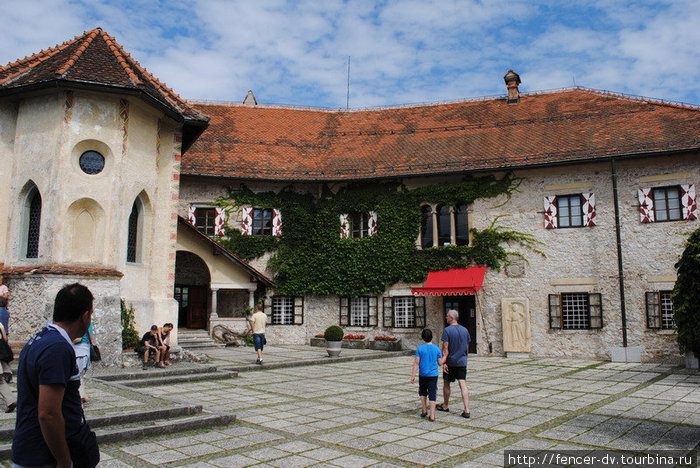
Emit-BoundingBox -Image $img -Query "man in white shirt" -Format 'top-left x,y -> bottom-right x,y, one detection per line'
247,304 -> 268,365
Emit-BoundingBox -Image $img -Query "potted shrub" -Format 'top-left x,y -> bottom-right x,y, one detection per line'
324,325 -> 344,357
673,227 -> 700,369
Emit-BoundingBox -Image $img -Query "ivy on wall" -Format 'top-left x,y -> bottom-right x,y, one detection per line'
216,174 -> 541,296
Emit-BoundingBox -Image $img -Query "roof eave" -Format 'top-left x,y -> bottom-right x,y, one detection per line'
177,217 -> 275,288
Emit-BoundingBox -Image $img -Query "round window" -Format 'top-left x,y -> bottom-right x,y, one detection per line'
79,151 -> 105,175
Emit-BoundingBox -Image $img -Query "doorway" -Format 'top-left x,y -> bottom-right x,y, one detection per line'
443,295 -> 477,353
174,285 -> 208,329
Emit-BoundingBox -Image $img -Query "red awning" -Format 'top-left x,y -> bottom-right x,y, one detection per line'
411,267 -> 487,296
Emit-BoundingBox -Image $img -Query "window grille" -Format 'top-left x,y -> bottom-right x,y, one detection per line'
340,296 -> 377,327
26,190 -> 42,258
126,201 -> 139,262
272,296 -> 294,325
549,293 -> 602,330
383,296 -> 425,329
646,291 -> 674,329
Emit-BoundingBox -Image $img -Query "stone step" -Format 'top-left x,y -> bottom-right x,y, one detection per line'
115,370 -> 238,387
0,404 -> 201,440
178,341 -> 226,349
93,364 -> 220,381
0,410 -> 235,458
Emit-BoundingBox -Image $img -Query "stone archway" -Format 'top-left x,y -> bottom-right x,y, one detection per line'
174,251 -> 211,329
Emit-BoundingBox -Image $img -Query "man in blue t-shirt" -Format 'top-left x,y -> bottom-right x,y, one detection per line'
411,329 -> 446,421
12,283 -> 99,468
436,309 -> 471,418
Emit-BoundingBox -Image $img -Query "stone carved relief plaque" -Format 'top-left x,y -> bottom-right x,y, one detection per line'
501,297 -> 531,353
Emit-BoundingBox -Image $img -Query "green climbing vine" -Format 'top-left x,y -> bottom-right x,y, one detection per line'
216,174 -> 542,296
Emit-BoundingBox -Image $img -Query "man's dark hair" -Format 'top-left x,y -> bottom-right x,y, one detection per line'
150,325 -> 158,331
53,283 -> 93,323
421,328 -> 433,342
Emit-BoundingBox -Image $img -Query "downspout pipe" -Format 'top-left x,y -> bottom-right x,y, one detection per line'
611,158 -> 628,347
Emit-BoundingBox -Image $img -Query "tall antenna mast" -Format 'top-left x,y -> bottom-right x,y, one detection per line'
346,56 -> 350,110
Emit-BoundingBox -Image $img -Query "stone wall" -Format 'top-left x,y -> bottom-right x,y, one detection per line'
4,274 -> 122,367
177,152 -> 698,362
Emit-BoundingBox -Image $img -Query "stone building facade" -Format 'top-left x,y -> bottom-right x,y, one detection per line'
1,30 -> 698,363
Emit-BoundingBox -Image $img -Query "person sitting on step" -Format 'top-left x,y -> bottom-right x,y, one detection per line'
137,325 -> 164,369
157,323 -> 173,366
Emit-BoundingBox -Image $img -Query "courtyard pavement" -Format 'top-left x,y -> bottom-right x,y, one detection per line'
2,346 -> 699,467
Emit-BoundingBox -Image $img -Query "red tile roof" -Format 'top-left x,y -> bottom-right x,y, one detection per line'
185,88 -> 699,181
1,264 -> 123,278
0,28 -> 208,150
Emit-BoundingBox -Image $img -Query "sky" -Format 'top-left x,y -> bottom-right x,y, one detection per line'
1,0 -> 699,109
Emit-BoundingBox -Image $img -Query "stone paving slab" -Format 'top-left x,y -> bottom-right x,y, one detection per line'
1,349 -> 699,467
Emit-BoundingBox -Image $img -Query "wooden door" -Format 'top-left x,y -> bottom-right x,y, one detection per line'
187,286 -> 208,329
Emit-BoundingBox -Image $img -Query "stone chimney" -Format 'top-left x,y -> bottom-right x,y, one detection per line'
503,70 -> 521,103
243,90 -> 258,106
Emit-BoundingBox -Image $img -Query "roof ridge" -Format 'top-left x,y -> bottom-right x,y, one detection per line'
574,87 -> 699,110
99,30 -> 141,84
116,46 -> 192,112
0,29 -> 90,85
191,86 -> 699,113
55,28 -> 100,77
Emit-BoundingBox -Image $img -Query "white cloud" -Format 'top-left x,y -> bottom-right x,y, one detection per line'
1,0 -> 698,107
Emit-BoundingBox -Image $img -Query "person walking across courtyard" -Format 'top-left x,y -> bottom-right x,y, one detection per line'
437,309 -> 471,418
12,283 -> 99,468
411,328 -> 446,421
248,304 -> 267,365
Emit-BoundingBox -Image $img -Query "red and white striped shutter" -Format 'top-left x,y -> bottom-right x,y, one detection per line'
543,196 -> 558,229
368,211 -> 377,236
638,188 -> 654,223
214,208 -> 226,236
241,207 -> 253,235
339,214 -> 350,239
681,184 -> 697,220
272,208 -> 282,236
582,193 -> 596,226
188,205 -> 196,225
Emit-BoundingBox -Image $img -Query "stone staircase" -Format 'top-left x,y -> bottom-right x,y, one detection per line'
0,363 -> 237,458
177,328 -> 226,349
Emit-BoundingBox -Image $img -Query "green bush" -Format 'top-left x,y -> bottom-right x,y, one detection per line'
324,325 -> 344,341
120,299 -> 140,350
672,227 -> 700,356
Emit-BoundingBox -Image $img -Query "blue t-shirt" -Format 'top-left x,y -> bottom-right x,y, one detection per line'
415,343 -> 442,377
0,306 -> 9,334
12,325 -> 84,466
441,324 -> 471,367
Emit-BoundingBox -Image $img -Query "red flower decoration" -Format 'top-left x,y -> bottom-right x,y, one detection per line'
343,334 -> 366,340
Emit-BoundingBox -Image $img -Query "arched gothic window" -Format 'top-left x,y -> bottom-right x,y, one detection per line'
437,205 -> 452,246
455,204 -> 469,246
420,205 -> 434,249
26,188 -> 42,258
127,200 -> 140,262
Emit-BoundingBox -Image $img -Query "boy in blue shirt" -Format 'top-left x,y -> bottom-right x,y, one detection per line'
411,328 -> 446,421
